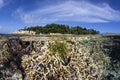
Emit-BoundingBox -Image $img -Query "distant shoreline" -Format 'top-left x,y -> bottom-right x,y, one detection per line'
0,33 -> 120,38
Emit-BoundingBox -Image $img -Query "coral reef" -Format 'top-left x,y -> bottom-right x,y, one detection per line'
101,36 -> 120,80
0,38 -> 34,80
22,37 -> 110,80
0,40 -> 10,63
1,35 -> 119,80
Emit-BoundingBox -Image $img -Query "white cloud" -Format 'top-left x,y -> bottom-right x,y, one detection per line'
0,0 -> 4,8
0,0 -> 3,4
15,0 -> 120,24
0,0 -> 11,9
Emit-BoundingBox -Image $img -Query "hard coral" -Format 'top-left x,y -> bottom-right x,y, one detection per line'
0,40 -> 10,63
22,38 -> 110,80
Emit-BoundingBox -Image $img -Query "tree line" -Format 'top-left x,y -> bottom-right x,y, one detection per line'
20,24 -> 99,34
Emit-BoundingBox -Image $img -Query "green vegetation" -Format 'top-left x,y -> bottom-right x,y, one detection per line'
21,24 -> 99,34
48,38 -> 68,58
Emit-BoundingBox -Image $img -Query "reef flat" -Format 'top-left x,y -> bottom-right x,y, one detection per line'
0,34 -> 120,80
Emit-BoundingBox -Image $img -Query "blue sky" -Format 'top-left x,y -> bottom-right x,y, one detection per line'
0,0 -> 120,33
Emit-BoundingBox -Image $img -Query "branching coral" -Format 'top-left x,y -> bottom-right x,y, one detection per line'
0,36 -> 111,80
22,37 -> 110,80
0,40 -> 10,63
0,38 -> 35,79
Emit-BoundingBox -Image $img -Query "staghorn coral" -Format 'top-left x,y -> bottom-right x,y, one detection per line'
0,36 -> 111,80
101,36 -> 120,80
0,40 -> 10,64
22,37 -> 110,80
0,38 -> 35,80
33,40 -> 49,55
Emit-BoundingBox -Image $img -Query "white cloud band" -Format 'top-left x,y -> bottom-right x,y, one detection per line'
0,0 -> 4,8
15,0 -> 120,24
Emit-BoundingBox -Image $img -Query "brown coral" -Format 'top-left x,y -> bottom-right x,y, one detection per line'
0,40 -> 10,63
22,38 -> 110,80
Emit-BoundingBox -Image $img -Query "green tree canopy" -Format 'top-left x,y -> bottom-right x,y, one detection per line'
20,23 -> 99,34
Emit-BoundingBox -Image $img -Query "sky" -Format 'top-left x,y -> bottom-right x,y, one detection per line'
0,0 -> 120,34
